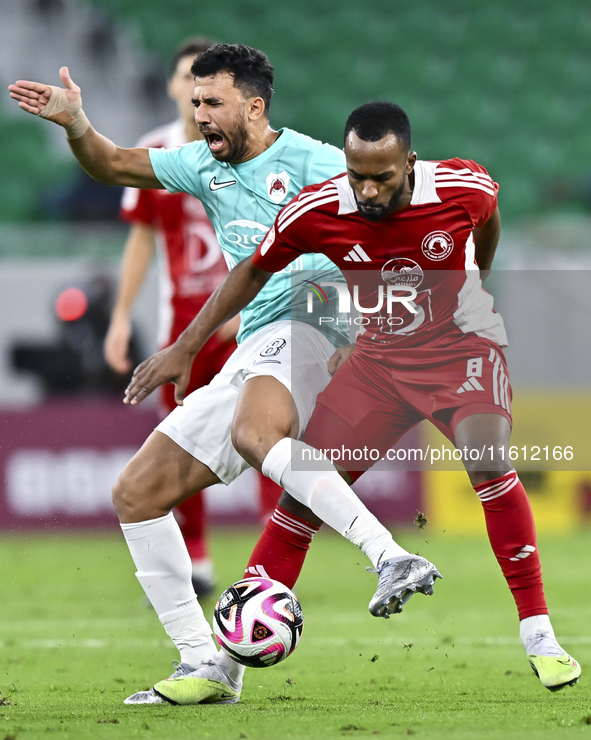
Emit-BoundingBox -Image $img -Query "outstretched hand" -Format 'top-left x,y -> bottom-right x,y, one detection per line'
8,66 -> 82,125
124,342 -> 195,407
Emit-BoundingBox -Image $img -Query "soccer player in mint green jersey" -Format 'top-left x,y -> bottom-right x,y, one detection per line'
9,44 -> 429,706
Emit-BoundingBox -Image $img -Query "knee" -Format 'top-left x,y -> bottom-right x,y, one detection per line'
231,418 -> 290,471
112,457 -> 166,523
465,462 -> 512,488
231,423 -> 267,470
112,465 -> 141,522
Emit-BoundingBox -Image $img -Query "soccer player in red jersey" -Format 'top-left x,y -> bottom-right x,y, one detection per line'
145,101 -> 579,701
247,102 -> 581,693
104,39 -> 280,597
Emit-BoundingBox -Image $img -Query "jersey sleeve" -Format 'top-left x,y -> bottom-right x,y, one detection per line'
253,192 -> 319,273
306,143 -> 346,186
439,158 -> 499,226
149,143 -> 204,199
119,186 -> 157,226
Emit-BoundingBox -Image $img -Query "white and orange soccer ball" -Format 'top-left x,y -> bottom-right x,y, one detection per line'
212,577 -> 304,668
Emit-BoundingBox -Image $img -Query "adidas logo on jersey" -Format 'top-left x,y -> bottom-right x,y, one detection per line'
456,377 -> 485,393
343,244 -> 372,262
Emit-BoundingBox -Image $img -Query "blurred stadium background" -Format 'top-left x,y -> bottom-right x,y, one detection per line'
1,0 -> 591,535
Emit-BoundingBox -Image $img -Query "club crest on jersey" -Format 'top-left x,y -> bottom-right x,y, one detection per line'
381,258 -> 424,288
266,171 -> 291,203
421,231 -> 454,261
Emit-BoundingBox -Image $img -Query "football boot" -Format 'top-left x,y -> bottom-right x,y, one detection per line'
368,554 -> 442,618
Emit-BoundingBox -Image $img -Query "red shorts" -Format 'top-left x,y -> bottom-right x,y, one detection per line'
303,334 -> 512,477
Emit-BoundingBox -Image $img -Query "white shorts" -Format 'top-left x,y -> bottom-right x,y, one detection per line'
156,320 -> 335,484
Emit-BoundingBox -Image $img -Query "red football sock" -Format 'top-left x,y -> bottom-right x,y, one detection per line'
256,471 -> 282,524
474,471 -> 548,620
244,504 -> 320,589
175,493 -> 208,561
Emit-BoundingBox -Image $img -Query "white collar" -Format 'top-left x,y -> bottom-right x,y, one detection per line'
332,159 -> 442,216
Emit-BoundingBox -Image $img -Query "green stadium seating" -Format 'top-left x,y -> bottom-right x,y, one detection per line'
0,109 -> 75,222
2,0 -> 591,224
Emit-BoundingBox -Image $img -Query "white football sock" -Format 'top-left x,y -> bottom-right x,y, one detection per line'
121,512 -> 216,667
520,614 -> 554,643
262,438 -> 410,568
216,652 -> 246,684
519,614 -> 564,656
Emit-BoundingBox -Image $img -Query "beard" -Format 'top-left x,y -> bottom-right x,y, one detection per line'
207,116 -> 250,163
355,177 -> 406,221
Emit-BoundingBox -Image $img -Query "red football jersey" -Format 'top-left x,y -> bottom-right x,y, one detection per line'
253,158 -> 507,357
120,120 -> 228,346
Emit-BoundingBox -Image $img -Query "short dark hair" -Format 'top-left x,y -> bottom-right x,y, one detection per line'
191,44 -> 275,116
344,102 -> 411,151
169,37 -> 217,78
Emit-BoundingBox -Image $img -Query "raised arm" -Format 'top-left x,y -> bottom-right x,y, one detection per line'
8,67 -> 161,189
124,255 -> 272,406
473,206 -> 501,281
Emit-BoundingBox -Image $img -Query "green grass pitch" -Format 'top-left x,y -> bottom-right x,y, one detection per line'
0,526 -> 589,739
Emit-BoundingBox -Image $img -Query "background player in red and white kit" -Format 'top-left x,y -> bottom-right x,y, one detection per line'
104,38 -> 280,597
149,101 -> 580,702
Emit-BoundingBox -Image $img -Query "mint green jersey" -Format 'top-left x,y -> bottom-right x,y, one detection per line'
149,127 -> 348,346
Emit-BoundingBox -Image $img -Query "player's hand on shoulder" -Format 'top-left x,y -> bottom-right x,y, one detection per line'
328,343 -> 356,376
124,343 -> 193,406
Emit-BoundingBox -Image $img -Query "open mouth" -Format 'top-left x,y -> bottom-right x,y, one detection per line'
204,132 -> 225,153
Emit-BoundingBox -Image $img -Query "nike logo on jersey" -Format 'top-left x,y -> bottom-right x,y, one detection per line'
343,244 -> 372,262
209,177 -> 237,191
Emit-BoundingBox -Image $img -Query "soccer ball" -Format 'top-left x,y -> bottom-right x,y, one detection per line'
212,577 -> 304,668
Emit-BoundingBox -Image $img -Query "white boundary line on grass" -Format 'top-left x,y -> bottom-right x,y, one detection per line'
1,636 -> 590,649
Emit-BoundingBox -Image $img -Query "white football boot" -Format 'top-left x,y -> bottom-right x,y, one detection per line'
368,554 -> 442,618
